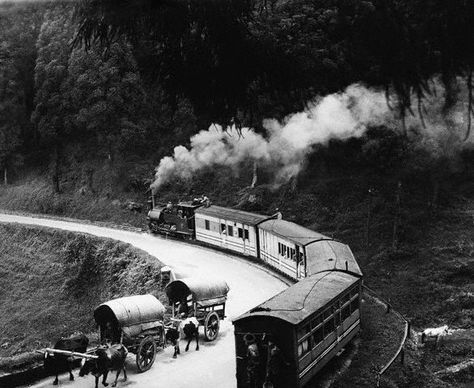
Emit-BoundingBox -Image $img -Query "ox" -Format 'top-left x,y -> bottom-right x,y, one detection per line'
165,317 -> 200,358
421,325 -> 449,348
44,333 -> 89,385
79,344 -> 128,388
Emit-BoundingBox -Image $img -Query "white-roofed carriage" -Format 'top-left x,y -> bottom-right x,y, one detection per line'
93,294 -> 166,372
165,277 -> 230,341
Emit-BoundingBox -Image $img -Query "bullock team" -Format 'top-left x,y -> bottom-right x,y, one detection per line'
44,316 -> 200,387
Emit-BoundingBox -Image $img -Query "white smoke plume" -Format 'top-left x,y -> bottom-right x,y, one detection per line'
151,82 -> 471,193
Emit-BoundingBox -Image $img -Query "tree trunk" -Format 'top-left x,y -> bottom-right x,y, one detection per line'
3,166 -> 7,185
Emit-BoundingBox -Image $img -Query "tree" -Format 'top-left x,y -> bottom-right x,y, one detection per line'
73,0 -> 474,134
64,39 -> 146,164
0,3 -> 42,184
31,7 -> 75,192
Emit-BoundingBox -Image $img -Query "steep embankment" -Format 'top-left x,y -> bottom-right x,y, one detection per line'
0,178 -> 146,228
0,223 -> 164,372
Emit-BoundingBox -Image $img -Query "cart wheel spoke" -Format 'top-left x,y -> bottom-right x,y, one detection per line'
136,336 -> 156,372
204,312 -> 220,341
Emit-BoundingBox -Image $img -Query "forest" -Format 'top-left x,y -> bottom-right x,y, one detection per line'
0,0 -> 472,190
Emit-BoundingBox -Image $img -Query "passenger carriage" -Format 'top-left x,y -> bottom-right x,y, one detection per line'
165,277 -> 230,341
93,294 -> 166,372
194,205 -> 272,257
233,272 -> 363,388
258,219 -> 362,280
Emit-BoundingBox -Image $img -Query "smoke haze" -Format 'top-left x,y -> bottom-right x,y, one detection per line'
151,82 -> 471,193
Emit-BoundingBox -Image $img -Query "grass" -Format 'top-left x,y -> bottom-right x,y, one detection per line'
0,223 -> 164,372
0,178 -> 146,228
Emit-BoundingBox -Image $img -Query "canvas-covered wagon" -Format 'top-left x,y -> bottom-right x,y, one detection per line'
93,294 -> 166,372
165,277 -> 230,341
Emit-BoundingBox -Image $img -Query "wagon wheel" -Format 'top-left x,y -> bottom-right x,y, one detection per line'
204,311 -> 220,341
136,336 -> 156,372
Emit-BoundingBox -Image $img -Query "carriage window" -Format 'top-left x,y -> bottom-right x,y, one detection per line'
323,308 -> 332,320
297,324 -> 310,338
312,327 -> 323,346
286,246 -> 290,258
298,339 -> 310,358
205,220 -> 210,230
312,315 -> 322,329
350,298 -> 360,313
238,228 -> 243,238
290,248 -> 296,261
334,311 -> 341,327
227,225 -> 233,236
324,319 -> 335,337
342,292 -> 351,304
244,229 -> 249,240
350,287 -> 359,297
221,223 -> 226,233
342,305 -> 351,320
279,243 -> 285,256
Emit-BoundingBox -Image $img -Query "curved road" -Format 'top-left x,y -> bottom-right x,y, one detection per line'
0,214 -> 288,388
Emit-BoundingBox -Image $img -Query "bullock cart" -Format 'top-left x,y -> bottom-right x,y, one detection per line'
165,277 -> 230,341
93,294 -> 166,372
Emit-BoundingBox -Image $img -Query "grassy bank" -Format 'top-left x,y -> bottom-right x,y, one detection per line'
0,178 -> 146,228
0,223 -> 164,372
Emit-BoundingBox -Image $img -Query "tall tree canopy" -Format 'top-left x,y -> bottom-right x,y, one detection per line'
74,0 -> 474,136
32,7 -> 75,192
0,3 -> 42,183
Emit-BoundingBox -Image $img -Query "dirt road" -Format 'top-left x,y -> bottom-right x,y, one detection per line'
0,214 -> 288,388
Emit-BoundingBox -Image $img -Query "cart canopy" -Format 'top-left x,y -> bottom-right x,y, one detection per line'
94,294 -> 165,338
165,277 -> 230,307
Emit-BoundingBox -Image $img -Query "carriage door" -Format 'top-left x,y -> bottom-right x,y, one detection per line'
220,221 -> 227,248
296,245 -> 306,278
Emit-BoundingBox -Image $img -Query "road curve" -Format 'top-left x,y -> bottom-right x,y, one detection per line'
0,214 -> 288,388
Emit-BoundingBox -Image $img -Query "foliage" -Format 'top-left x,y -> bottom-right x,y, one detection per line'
0,4 -> 42,183
31,6 -> 75,192
64,39 -> 147,162
73,0 -> 474,133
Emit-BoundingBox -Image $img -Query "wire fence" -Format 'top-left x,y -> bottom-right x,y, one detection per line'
362,285 -> 411,387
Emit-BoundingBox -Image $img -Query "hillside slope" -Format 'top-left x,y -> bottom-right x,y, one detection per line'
0,223 -> 164,371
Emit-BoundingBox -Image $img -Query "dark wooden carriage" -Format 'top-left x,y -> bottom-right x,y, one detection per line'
94,294 -> 166,372
165,277 -> 230,341
233,272 -> 363,388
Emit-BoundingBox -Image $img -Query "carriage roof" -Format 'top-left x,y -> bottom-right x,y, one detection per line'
305,240 -> 363,277
165,277 -> 230,307
195,205 -> 271,226
233,272 -> 359,326
94,294 -> 166,337
258,219 -> 331,246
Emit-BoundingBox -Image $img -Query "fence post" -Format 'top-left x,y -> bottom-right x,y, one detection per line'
400,348 -> 405,365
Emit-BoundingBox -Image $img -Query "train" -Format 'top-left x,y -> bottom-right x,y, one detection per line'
147,197 -> 363,387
